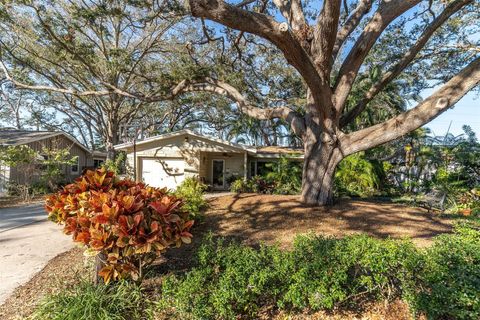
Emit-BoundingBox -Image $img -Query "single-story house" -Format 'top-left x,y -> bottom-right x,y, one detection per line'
114,130 -> 303,190
0,129 -> 107,193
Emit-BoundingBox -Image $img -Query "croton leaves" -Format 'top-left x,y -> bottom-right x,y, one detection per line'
45,168 -> 194,283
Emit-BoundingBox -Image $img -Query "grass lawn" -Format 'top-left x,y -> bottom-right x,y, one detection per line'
0,194 -> 469,319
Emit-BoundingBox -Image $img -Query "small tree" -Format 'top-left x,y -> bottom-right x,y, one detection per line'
0,145 -> 37,200
39,147 -> 78,191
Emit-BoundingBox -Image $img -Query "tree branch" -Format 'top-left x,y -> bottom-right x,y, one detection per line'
340,0 -> 473,127
332,0 -> 373,61
333,0 -> 420,113
188,0 -> 329,111
312,0 -> 342,74
342,56 -> 480,155
175,77 -> 306,135
272,0 -> 307,32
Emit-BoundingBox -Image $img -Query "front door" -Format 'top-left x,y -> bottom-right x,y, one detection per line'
212,159 -> 225,190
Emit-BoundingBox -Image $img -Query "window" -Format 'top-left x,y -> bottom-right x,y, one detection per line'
256,161 -> 274,176
71,158 -> 79,174
38,154 -> 48,171
93,159 -> 104,168
250,161 -> 257,177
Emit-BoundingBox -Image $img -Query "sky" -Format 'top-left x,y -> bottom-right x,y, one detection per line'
420,89 -> 479,137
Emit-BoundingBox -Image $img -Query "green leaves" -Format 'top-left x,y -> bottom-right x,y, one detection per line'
335,152 -> 382,197
173,177 -> 208,218
0,145 -> 37,166
158,225 -> 480,319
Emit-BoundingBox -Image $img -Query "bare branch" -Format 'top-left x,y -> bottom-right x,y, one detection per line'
0,60 -> 113,97
332,0 -> 373,60
340,0 -> 473,127
272,0 -> 307,32
312,0 -> 342,73
188,0 -> 329,110
342,56 -> 480,155
333,0 -> 420,113
176,77 -> 306,135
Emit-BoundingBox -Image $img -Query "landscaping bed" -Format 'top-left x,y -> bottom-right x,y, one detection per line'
203,193 -> 454,247
0,194 -> 467,319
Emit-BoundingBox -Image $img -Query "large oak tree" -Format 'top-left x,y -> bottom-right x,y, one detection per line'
0,0 -> 215,158
185,0 -> 480,205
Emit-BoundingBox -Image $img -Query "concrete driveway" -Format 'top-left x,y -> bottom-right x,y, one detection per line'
0,203 -> 73,304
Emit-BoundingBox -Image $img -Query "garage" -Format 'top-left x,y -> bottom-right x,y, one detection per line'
141,158 -> 185,190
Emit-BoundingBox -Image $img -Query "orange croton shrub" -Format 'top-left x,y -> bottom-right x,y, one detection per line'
45,168 -> 193,283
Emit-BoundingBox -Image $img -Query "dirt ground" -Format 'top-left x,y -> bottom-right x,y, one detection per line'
201,193 -> 453,248
0,194 -> 453,319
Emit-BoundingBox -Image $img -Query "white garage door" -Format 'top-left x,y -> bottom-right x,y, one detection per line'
141,158 -> 185,190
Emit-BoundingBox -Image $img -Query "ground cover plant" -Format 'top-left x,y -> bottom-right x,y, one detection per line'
45,168 -> 194,283
29,280 -> 152,320
157,222 -> 480,320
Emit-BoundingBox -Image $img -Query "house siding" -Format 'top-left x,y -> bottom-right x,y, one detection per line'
203,152 -> 245,184
7,135 -> 97,185
120,133 -> 249,189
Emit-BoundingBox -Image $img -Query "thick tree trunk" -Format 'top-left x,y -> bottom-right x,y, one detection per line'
105,115 -> 119,160
300,102 -> 343,206
301,140 -> 342,205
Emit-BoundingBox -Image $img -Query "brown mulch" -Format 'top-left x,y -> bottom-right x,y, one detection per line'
1,194 -> 452,319
201,193 -> 454,248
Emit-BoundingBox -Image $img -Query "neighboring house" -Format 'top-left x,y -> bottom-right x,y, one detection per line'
114,130 -> 303,190
0,129 -> 107,193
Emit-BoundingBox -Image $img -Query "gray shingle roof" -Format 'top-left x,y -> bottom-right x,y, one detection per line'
0,129 -> 60,146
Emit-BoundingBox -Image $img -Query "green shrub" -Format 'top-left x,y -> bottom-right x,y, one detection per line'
335,153 -> 382,197
30,280 -> 153,320
157,225 -> 480,319
280,235 -> 420,310
264,156 -> 302,195
174,177 -> 208,217
157,235 -> 420,318
158,236 -> 285,319
406,221 -> 480,319
230,178 -> 248,193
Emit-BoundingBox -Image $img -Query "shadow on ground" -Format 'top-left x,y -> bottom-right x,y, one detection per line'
149,193 -> 453,278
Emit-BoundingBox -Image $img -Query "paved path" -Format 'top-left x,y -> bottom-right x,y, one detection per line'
204,192 -> 233,199
0,193 -> 231,304
0,204 -> 73,304
0,203 -> 46,232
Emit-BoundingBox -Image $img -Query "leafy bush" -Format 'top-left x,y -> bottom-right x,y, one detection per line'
406,221 -> 480,319
45,168 -> 194,283
173,177 -> 208,217
0,145 -> 78,198
30,280 -> 152,320
230,157 -> 301,195
230,178 -> 259,193
157,224 -> 480,319
335,153 -> 382,197
450,187 -> 480,215
281,235 -> 420,310
158,235 -> 285,319
264,156 -> 302,195
102,152 -> 126,175
157,235 -> 419,318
